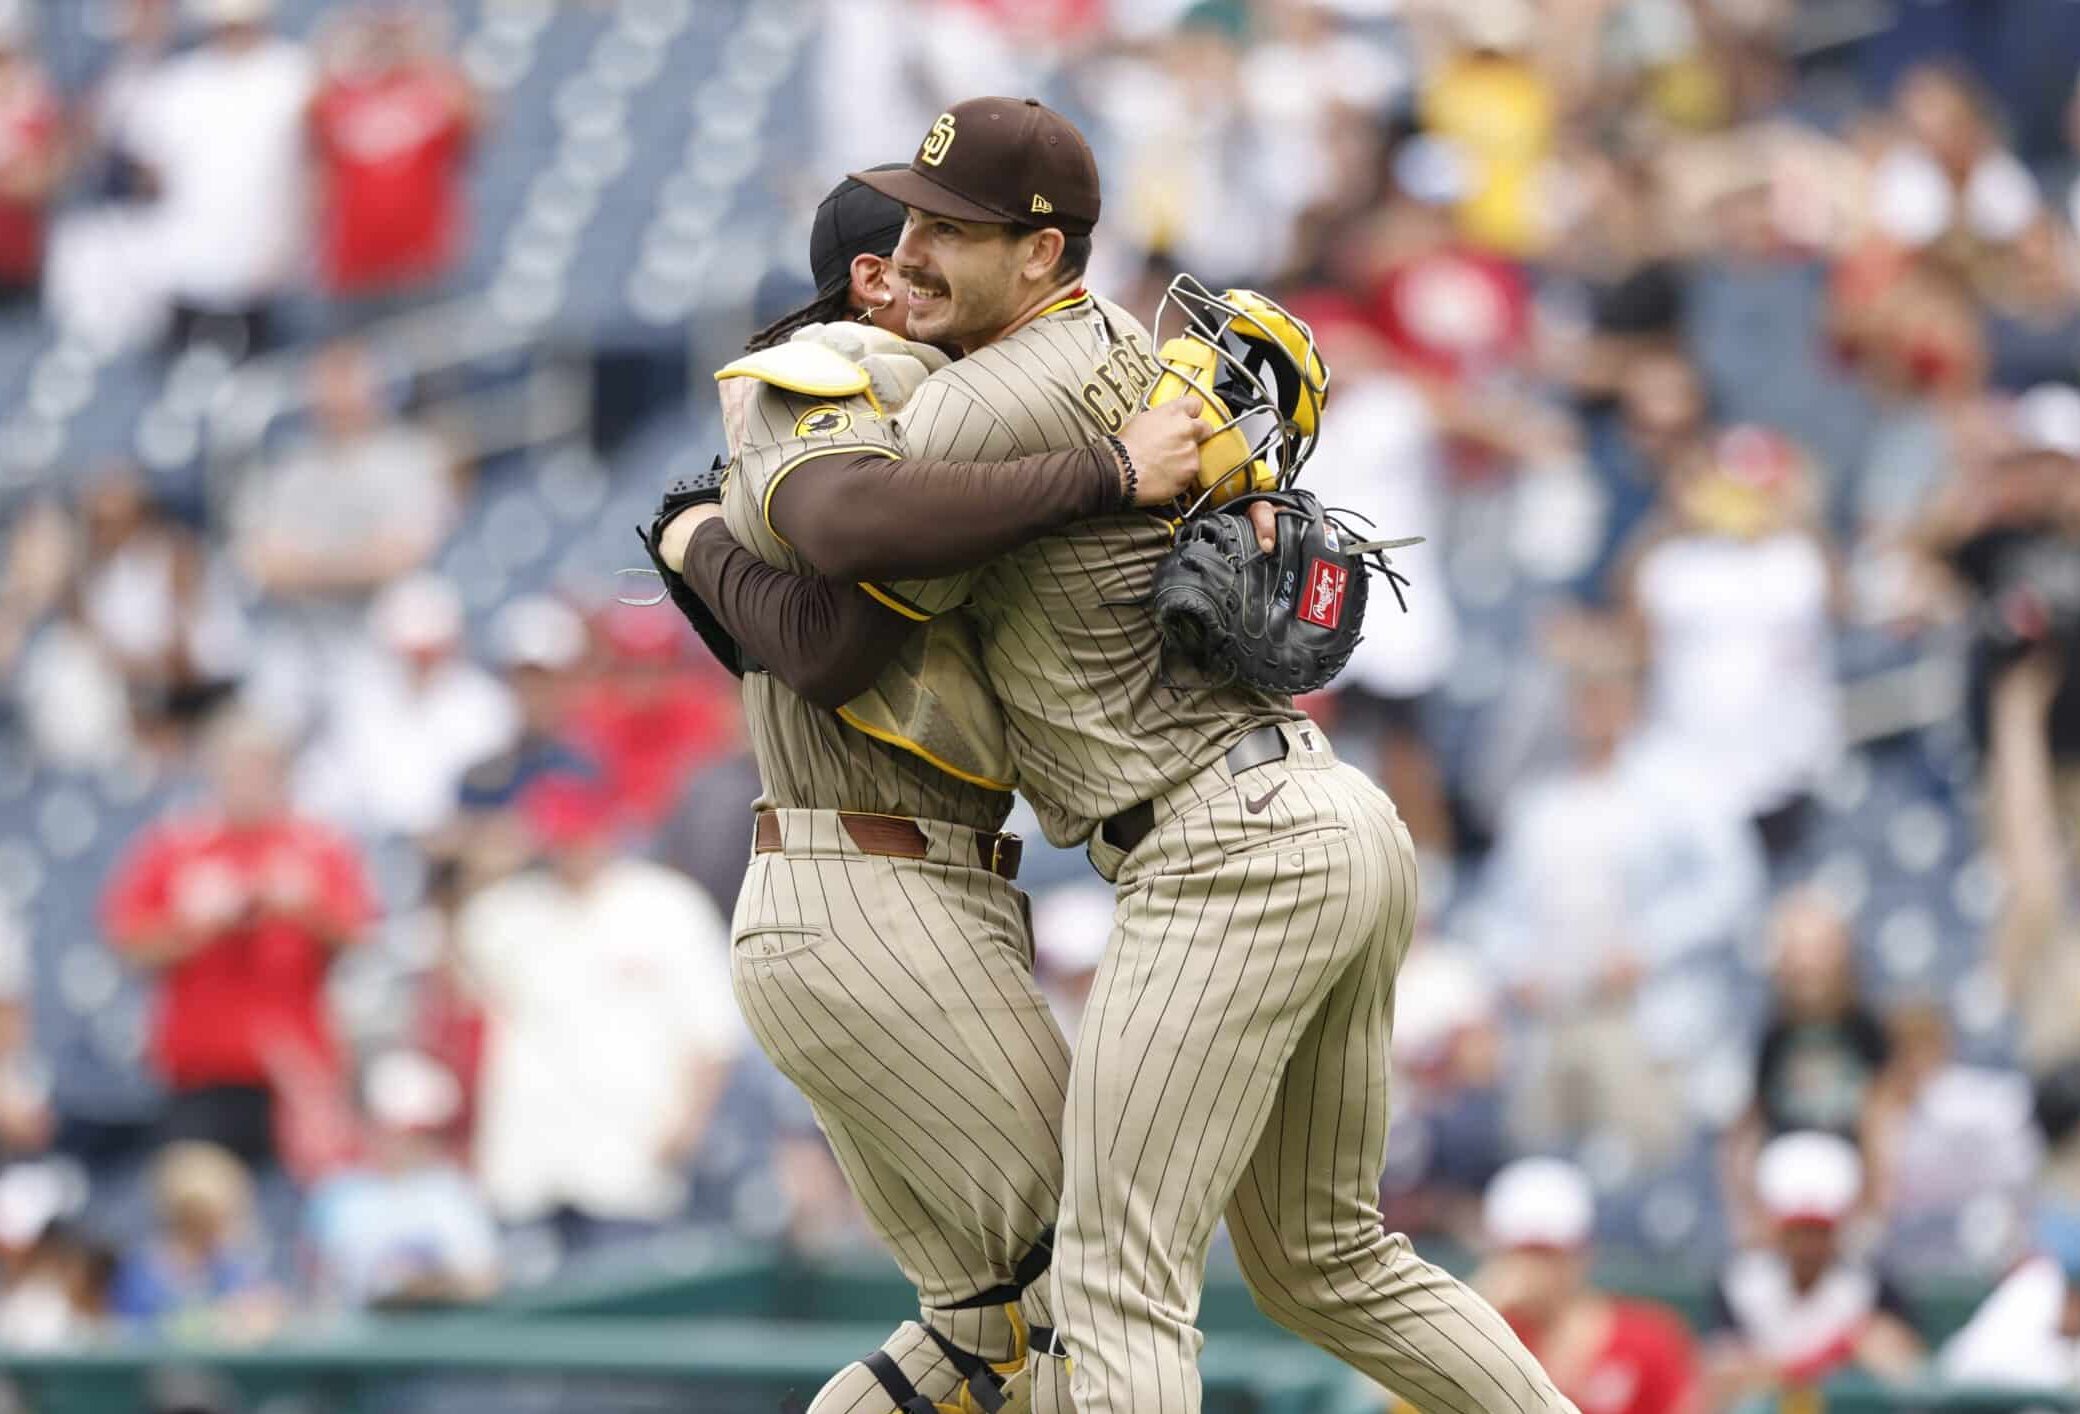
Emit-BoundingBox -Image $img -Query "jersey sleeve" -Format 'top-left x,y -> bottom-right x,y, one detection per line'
679,517 -> 915,709
726,382 -> 902,566
865,376 -> 1026,619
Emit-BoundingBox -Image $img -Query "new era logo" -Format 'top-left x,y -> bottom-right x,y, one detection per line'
1298,559 -> 1348,630
1031,194 -> 1053,214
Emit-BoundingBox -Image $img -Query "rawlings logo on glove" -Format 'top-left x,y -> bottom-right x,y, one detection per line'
1148,489 -> 1414,696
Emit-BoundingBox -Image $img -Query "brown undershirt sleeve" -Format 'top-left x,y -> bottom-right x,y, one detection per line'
767,444 -> 1118,581
678,517 -> 913,710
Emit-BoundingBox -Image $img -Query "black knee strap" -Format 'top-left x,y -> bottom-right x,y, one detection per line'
1027,1325 -> 1066,1360
861,1333 -> 1008,1414
861,1351 -> 939,1414
947,1226 -> 1055,1311
922,1327 -> 1006,1414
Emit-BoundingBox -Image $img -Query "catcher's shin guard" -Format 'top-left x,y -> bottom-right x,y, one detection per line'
840,1230 -> 1057,1414
853,1324 -> 1024,1414
927,1229 -> 1058,1414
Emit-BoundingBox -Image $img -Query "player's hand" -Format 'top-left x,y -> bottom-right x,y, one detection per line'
657,502 -> 726,574
792,322 -> 947,411
1246,502 -> 1278,554
1117,395 -> 1212,507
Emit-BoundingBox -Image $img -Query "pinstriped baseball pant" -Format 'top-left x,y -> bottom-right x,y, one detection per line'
730,809 -> 1075,1414
1059,722 -> 1576,1414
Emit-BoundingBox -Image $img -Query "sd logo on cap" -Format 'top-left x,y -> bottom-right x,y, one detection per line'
852,96 -> 1101,238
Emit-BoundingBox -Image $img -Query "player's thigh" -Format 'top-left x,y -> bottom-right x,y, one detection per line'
1066,813 -> 1386,1262
1226,782 -> 1416,1269
814,1106 -> 1016,1325
732,853 -> 1070,1219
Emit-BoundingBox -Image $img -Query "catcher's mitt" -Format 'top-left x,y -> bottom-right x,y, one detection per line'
1148,489 -> 1414,696
631,454 -> 750,677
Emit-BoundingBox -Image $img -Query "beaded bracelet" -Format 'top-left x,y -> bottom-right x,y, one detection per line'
1105,433 -> 1137,510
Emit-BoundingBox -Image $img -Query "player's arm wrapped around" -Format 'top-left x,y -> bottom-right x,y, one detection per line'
1149,488 -> 1411,696
637,456 -> 750,677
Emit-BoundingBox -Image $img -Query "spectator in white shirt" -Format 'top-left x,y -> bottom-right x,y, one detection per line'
293,574 -> 515,839
120,0 -> 313,356
1478,612 -> 1764,1166
1295,305 -> 1459,863
458,773 -> 739,1258
1941,1204 -> 2080,1393
1622,424 -> 1840,859
73,468 -> 247,745
234,340 -> 460,731
0,1166 -> 109,1353
1866,1002 -> 2041,1276
1702,1132 -> 1924,1407
235,340 -> 458,599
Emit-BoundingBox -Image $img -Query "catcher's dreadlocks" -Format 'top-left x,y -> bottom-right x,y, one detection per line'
745,285 -> 857,353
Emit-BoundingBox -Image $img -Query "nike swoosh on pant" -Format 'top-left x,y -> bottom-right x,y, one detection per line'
1244,781 -> 1286,814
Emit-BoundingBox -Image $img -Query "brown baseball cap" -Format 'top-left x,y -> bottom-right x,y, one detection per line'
850,97 -> 1100,237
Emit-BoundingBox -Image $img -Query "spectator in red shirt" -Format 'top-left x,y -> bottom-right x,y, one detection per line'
104,708 -> 374,1173
0,11 -> 65,303
565,603 -> 734,832
310,5 -> 478,310
1473,1158 -> 1701,1414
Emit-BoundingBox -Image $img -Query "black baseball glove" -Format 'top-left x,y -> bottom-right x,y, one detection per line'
1147,489 -> 1413,696
634,455 -> 747,678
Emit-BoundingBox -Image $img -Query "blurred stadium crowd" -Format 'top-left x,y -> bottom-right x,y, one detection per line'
1,0 -> 2080,1407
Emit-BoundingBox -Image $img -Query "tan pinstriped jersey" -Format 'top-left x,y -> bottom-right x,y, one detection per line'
719,373 -> 1013,832
875,293 -> 1301,847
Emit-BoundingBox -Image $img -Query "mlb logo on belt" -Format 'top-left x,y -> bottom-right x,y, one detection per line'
1298,559 -> 1347,629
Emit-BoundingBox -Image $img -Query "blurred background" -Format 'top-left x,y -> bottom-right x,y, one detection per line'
2,0 -> 2080,1410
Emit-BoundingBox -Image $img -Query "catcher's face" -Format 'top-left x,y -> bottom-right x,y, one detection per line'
893,210 -> 1045,352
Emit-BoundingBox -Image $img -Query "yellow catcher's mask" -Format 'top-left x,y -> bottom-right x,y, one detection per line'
1144,274 -> 1331,513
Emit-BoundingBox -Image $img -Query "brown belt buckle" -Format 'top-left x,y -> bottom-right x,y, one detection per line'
989,832 -> 1023,880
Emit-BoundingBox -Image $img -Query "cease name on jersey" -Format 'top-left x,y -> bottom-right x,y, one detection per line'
1077,331 -> 1164,433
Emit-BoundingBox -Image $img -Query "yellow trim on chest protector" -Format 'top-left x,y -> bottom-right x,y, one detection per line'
760,443 -> 899,548
858,580 -> 933,622
835,706 -> 1016,793
715,341 -> 878,403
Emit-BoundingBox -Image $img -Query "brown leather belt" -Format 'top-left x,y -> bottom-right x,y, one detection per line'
754,809 -> 1022,881
1100,723 -> 1291,857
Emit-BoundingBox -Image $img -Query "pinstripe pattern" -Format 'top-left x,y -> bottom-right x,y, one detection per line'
872,295 -> 1570,1412
1053,726 -> 1574,1414
733,812 -> 1071,1407
726,381 -> 1014,824
715,379 -> 1074,1410
886,296 -> 1298,848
